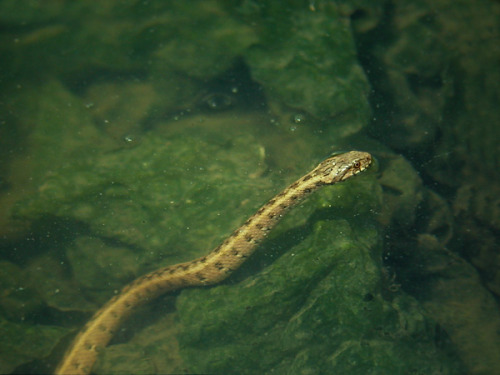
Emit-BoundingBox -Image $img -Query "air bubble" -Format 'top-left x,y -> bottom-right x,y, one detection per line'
294,114 -> 305,123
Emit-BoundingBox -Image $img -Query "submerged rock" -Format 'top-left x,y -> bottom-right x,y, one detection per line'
173,175 -> 462,374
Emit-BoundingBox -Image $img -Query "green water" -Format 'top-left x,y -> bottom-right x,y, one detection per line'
0,1 -> 499,374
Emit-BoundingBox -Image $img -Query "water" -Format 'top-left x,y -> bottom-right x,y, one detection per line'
0,1 -> 498,374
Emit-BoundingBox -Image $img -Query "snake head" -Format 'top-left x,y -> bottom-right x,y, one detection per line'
316,151 -> 372,184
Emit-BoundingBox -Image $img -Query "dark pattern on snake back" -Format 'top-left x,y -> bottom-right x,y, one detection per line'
55,150 -> 372,375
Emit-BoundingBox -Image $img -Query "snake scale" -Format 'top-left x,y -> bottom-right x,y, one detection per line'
55,150 -> 372,374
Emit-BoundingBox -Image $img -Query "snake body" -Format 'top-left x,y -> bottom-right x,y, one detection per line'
55,150 -> 372,375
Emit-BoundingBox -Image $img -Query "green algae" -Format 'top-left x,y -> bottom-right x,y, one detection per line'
0,261 -> 42,322
65,237 -> 141,303
173,175 -> 460,374
243,2 -> 371,133
13,122 -> 276,317
14,121 -> 270,264
0,317 -> 68,374
8,95 -> 463,373
93,166 -> 461,374
1,1 -> 370,135
0,1 -> 491,373
95,313 -> 183,375
24,254 -> 96,313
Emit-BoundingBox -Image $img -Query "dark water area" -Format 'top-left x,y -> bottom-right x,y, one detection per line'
0,1 -> 499,374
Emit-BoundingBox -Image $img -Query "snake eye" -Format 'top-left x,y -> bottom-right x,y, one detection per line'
353,161 -> 360,169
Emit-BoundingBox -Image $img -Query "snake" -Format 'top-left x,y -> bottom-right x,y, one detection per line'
55,150 -> 372,375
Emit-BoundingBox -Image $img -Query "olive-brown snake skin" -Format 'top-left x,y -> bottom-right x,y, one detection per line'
55,150 -> 372,374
